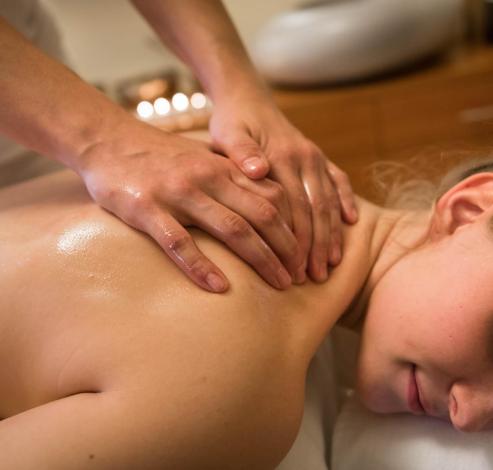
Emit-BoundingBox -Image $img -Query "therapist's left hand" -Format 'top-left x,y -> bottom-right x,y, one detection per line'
209,90 -> 358,283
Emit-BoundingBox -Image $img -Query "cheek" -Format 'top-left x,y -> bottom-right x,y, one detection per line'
358,245 -> 488,401
355,256 -> 437,410
355,339 -> 406,414
362,275 -> 419,354
365,250 -> 451,350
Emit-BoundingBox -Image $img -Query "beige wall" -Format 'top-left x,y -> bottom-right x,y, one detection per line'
43,0 -> 300,92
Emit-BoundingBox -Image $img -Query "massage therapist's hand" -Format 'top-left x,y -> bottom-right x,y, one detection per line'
77,121 -> 303,292
209,91 -> 358,283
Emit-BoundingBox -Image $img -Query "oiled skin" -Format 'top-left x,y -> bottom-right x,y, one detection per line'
0,171 -> 375,469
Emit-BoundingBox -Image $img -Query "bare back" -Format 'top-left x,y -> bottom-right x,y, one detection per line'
0,170 -> 371,469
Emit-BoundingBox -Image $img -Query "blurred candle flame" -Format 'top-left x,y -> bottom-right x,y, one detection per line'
136,100 -> 154,119
154,97 -> 171,115
190,92 -> 207,110
171,92 -> 189,111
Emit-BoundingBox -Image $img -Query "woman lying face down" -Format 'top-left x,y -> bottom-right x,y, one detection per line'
356,161 -> 493,433
0,158 -> 492,469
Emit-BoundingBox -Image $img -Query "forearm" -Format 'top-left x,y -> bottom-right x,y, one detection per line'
0,18 -> 131,170
130,0 -> 270,105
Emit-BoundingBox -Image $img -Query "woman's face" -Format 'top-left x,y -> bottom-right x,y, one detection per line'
357,217 -> 493,432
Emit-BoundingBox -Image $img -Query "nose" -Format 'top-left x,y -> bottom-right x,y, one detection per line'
449,384 -> 493,432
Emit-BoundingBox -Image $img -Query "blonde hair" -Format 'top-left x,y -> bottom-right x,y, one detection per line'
368,149 -> 493,210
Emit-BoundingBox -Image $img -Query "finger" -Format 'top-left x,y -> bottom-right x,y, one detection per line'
272,166 -> 312,284
326,160 -> 358,224
138,208 -> 230,293
229,170 -> 293,229
321,167 -> 344,267
214,181 -> 301,280
213,129 -> 270,180
302,167 -> 333,282
188,195 -> 292,290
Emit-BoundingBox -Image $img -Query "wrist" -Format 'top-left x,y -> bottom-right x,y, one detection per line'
73,116 -> 175,179
58,101 -> 135,174
211,79 -> 274,110
201,63 -> 272,106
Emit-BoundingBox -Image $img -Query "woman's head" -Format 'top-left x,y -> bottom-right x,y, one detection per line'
356,163 -> 493,432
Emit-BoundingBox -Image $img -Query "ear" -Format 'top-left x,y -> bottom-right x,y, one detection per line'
430,173 -> 493,239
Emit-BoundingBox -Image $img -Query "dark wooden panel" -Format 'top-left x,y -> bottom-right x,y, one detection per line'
379,73 -> 493,157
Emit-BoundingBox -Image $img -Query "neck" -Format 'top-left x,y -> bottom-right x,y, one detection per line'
336,198 -> 433,333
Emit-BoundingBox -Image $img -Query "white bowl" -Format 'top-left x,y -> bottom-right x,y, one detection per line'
252,0 -> 463,85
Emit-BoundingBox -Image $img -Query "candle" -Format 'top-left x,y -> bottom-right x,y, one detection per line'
154,97 -> 171,115
136,100 -> 154,119
171,93 -> 189,112
190,92 -> 207,110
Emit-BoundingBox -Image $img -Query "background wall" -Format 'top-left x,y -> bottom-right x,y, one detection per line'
42,0 -> 301,93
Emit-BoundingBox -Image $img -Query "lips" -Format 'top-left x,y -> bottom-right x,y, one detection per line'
408,364 -> 425,415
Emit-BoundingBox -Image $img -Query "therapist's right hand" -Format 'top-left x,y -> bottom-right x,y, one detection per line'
76,121 -> 302,293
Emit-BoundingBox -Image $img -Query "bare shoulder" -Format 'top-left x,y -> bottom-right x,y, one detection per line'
0,170 -> 309,404
0,170 -> 313,466
0,170 -> 373,467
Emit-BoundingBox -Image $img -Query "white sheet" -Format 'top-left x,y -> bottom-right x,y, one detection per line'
332,395 -> 493,470
276,335 -> 339,470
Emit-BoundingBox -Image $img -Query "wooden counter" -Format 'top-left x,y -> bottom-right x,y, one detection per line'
273,46 -> 493,198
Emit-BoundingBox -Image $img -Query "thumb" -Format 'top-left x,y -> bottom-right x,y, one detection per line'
216,131 -> 270,180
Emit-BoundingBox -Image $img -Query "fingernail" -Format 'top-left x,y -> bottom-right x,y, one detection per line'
206,273 -> 227,292
351,206 -> 358,222
243,157 -> 262,173
277,268 -> 292,289
317,264 -> 328,282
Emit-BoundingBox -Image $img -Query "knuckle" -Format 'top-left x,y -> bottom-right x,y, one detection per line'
340,173 -> 352,189
294,192 -> 311,213
267,182 -> 285,204
311,155 -> 326,170
123,192 -> 153,227
256,201 -> 279,225
312,144 -> 325,159
302,142 -> 322,161
90,182 -> 119,204
328,162 -> 349,181
333,167 -> 350,184
187,256 -> 209,281
312,197 -> 331,215
170,178 -> 195,199
191,160 -> 217,182
129,191 -> 152,213
337,167 -> 349,179
324,182 -> 338,200
163,175 -> 184,194
164,230 -> 193,254
303,142 -> 319,156
222,214 -> 250,238
271,148 -> 294,166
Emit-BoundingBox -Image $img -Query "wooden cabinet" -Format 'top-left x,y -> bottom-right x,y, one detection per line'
273,46 -> 493,198
379,72 -> 493,155
280,98 -> 377,165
